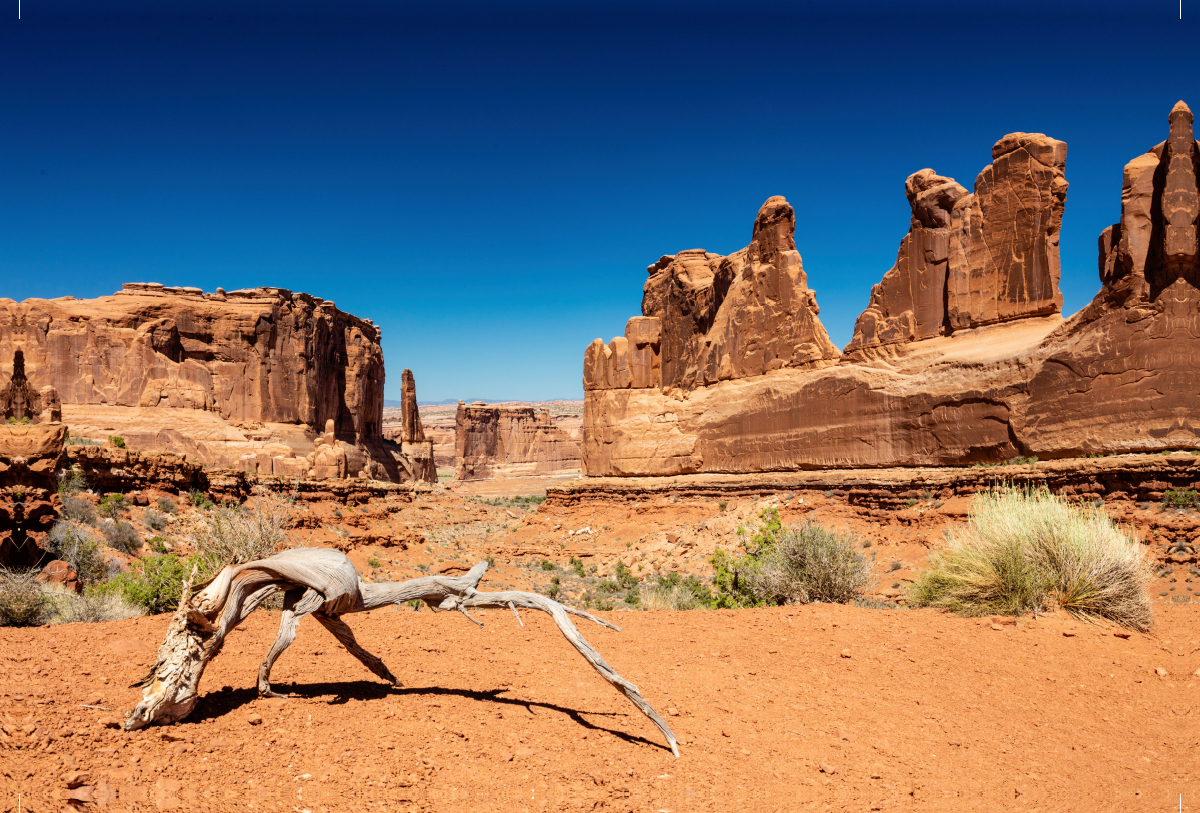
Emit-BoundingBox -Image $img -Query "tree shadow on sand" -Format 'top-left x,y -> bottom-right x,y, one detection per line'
186,680 -> 667,752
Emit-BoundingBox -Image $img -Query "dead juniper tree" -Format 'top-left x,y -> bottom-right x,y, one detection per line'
125,547 -> 678,755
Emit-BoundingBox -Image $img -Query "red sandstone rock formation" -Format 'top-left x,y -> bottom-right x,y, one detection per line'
581,105 -> 1200,476
396,369 -> 436,483
846,134 -> 1068,354
455,402 -> 581,481
0,284 -> 429,482
585,196 -> 839,394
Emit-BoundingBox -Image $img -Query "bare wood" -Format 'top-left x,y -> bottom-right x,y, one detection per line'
124,547 -> 679,756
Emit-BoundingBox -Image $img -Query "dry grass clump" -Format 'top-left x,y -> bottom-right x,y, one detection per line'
177,492 -> 296,579
740,522 -> 874,605
910,486 -> 1153,630
640,581 -> 708,611
45,588 -> 144,624
0,567 -> 52,627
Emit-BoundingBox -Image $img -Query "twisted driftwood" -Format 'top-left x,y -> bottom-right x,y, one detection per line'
124,547 -> 678,756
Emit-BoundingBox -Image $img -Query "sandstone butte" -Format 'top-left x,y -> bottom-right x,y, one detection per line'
0,283 -> 436,484
583,102 -> 1200,476
453,401 -> 581,481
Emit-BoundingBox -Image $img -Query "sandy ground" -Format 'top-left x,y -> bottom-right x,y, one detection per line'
3,481 -> 1199,811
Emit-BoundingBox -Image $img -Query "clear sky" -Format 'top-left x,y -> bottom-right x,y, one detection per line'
3,1 -> 1199,402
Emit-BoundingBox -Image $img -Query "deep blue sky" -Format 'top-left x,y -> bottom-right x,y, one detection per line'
3,1 -> 1198,401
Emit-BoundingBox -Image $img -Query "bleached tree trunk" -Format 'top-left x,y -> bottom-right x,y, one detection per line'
125,548 -> 678,756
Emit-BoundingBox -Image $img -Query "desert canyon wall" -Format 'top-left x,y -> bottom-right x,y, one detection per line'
0,283 -> 436,483
582,103 -> 1200,476
454,402 -> 582,481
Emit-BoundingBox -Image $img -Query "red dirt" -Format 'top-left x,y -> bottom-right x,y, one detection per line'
2,598 -> 1197,811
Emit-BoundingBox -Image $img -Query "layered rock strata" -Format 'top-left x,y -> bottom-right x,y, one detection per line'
454,402 -> 582,481
583,106 -> 1200,476
0,284 -> 434,482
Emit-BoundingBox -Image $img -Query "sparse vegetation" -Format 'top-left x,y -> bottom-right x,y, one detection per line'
0,567 -> 52,626
156,496 -> 178,514
108,435 -> 127,449
540,559 -> 556,571
640,571 -> 712,610
909,486 -> 1153,630
482,495 -> 546,509
570,556 -> 586,577
142,508 -> 169,532
47,589 -> 143,624
1163,488 -> 1197,509
47,521 -> 108,582
59,495 -> 98,526
102,519 -> 143,553
367,556 -> 382,568
971,455 -> 1039,469
710,508 -> 872,608
97,554 -> 192,614
97,493 -> 128,519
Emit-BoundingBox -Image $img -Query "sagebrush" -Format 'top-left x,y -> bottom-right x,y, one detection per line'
909,486 -> 1153,630
0,567 -> 52,627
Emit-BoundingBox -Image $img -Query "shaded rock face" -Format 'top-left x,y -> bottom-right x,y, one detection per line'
847,134 -> 1068,354
585,196 -> 840,393
455,402 -> 581,481
582,104 -> 1200,476
0,422 -> 66,568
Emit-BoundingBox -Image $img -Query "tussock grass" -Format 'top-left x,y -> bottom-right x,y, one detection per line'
45,588 -> 144,624
910,486 -> 1153,630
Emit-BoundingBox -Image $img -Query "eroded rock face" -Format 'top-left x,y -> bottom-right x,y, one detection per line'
847,134 -> 1067,354
586,196 -> 840,393
455,402 -> 581,481
0,284 -> 431,482
582,105 -> 1200,476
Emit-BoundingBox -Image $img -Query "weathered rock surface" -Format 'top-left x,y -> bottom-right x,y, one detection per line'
585,196 -> 840,394
847,134 -> 1067,354
582,105 -> 1200,476
396,369 -> 437,483
0,285 -> 431,482
455,402 -> 581,481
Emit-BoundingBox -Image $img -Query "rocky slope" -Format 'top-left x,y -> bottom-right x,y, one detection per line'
583,103 -> 1200,476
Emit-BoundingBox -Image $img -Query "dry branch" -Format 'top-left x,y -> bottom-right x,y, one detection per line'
124,547 -> 678,756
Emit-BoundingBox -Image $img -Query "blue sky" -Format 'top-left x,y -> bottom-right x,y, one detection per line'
3,1 -> 1198,401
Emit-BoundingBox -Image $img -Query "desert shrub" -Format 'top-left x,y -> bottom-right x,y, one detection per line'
6,416 -> 31,425
614,560 -> 638,589
547,575 -> 560,600
47,521 -> 108,583
188,488 -> 215,510
102,519 -> 143,553
156,496 -> 178,514
142,509 -> 169,532
367,556 -> 382,568
47,588 -> 144,624
909,486 -> 1153,630
148,536 -> 169,554
641,571 -> 713,610
109,435 -> 127,449
1163,488 -> 1197,509
540,559 -> 556,571
57,468 -> 88,497
97,493 -> 129,519
710,509 -> 872,608
176,492 -> 295,582
98,554 -> 192,614
570,556 -> 586,577
0,567 -> 52,626
60,495 -> 97,525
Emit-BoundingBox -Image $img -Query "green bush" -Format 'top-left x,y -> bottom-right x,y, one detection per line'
709,508 -> 872,608
57,468 -> 88,498
570,556 -> 585,577
641,571 -> 715,610
909,486 -> 1153,630
97,493 -> 128,519
614,560 -> 638,590
540,559 -> 556,571
156,496 -> 178,514
1163,488 -> 1197,509
109,435 -> 127,449
99,554 -> 193,614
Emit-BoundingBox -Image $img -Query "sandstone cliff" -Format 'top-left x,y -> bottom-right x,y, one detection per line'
584,196 -> 840,394
846,134 -> 1068,355
455,402 -> 581,481
582,105 -> 1200,476
0,284 -> 433,482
